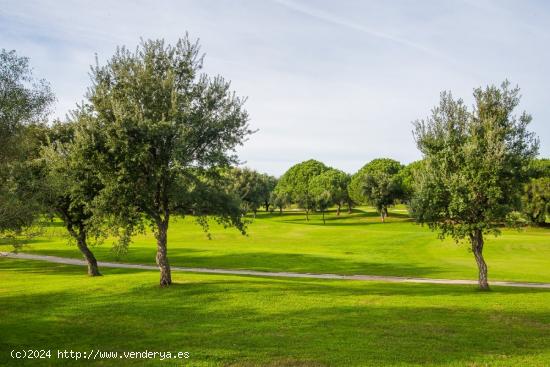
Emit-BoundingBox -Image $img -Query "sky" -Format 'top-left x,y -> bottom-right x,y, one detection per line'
1,0 -> 549,176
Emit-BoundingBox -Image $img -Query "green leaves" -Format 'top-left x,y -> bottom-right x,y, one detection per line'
226,167 -> 276,214
349,158 -> 404,217
275,159 -> 330,213
309,169 -> 350,212
411,81 -> 539,240
0,49 -> 54,237
83,36 -> 252,242
522,177 -> 549,225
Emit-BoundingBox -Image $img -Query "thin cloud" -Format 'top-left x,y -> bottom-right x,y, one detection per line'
272,0 -> 449,61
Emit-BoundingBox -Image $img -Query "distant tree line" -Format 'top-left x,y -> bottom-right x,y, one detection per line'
1,38 -> 547,290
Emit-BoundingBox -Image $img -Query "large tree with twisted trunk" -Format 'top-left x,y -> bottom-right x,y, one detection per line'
411,81 -> 538,290
83,37 -> 251,286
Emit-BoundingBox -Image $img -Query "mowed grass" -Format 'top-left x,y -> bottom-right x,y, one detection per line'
6,207 -> 550,283
1,258 -> 549,366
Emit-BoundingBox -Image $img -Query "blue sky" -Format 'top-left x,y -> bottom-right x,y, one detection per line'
1,0 -> 549,175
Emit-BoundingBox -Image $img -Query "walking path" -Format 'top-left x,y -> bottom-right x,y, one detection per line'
2,251 -> 550,289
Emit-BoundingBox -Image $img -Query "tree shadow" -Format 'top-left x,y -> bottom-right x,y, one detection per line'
275,210 -> 413,227
164,251 -> 446,279
1,265 -> 549,366
0,258 -> 147,276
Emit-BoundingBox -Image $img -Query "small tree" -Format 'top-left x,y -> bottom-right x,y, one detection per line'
350,158 -> 403,221
82,37 -> 251,286
41,116 -> 104,276
260,174 -> 277,212
309,169 -> 348,224
411,81 -> 538,289
227,168 -> 275,217
275,159 -> 329,220
270,189 -> 289,214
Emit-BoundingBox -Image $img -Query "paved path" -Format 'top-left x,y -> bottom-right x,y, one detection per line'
2,251 -> 550,289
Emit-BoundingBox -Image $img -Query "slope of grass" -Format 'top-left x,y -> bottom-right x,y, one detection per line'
1,258 -> 549,366
3,207 -> 549,283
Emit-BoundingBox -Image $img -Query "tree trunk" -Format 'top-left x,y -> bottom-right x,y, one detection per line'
76,234 -> 101,277
470,230 -> 489,290
279,207 -> 283,215
265,201 -> 270,212
336,204 -> 341,216
155,220 -> 172,287
305,209 -> 309,221
65,220 -> 101,277
322,210 -> 326,224
380,206 -> 388,222
347,201 -> 352,214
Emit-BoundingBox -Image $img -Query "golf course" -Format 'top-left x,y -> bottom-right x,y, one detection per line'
1,208 -> 549,366
2,2 -> 550,364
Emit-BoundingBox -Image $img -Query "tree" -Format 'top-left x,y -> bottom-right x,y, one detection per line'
270,189 -> 289,214
411,81 -> 538,289
522,177 -> 549,225
309,169 -> 349,223
227,168 -> 275,217
274,159 -> 329,220
260,174 -> 277,212
82,37 -> 251,286
522,158 -> 550,225
41,115 -> 104,276
350,158 -> 403,221
0,49 -> 54,237
325,169 -> 350,216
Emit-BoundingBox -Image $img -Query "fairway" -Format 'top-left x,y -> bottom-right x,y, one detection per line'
1,258 -> 549,366
3,4 -> 550,366
8,207 -> 550,283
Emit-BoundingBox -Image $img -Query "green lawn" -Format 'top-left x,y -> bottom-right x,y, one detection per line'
1,258 -> 549,366
5,207 -> 550,283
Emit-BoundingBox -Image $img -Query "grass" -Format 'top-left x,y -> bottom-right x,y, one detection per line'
4,207 -> 550,283
1,258 -> 549,366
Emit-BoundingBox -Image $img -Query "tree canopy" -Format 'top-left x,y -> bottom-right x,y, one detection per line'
349,158 -> 404,221
274,159 -> 330,220
309,168 -> 349,223
227,167 -> 276,216
411,81 -> 539,289
0,49 -> 54,237
522,158 -> 549,225
522,177 -> 549,225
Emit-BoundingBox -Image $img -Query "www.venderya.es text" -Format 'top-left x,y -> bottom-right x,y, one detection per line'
10,349 -> 190,361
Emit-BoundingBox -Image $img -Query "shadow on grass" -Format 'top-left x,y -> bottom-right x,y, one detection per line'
0,258 -> 147,276
2,258 -> 547,297
1,263 -> 549,366
3,245 -> 447,279
274,211 -> 414,227
168,251 -> 445,278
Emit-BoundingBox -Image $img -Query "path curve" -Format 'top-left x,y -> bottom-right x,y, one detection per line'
2,251 -> 550,289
